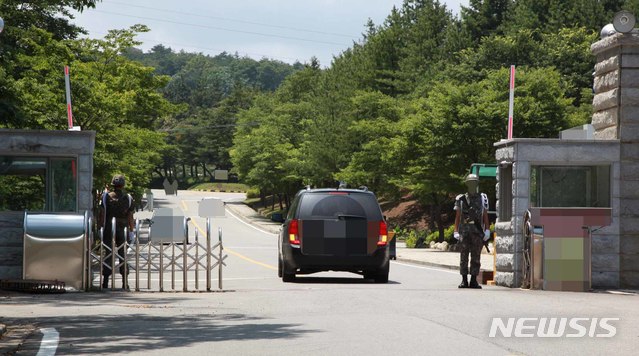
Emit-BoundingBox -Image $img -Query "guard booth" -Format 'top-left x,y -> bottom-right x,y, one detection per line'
493,24 -> 639,291
494,137 -> 617,291
0,129 -> 95,285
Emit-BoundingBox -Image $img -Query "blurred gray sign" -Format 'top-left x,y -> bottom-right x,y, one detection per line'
150,208 -> 186,242
162,178 -> 178,195
199,197 -> 226,218
214,170 -> 228,181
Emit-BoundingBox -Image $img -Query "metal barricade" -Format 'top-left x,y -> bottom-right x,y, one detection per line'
89,214 -> 227,292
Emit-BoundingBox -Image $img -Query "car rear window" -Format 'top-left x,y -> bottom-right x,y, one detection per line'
297,192 -> 383,220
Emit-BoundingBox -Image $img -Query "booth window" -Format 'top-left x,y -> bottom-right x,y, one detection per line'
530,165 -> 610,207
498,165 -> 513,221
0,156 -> 77,212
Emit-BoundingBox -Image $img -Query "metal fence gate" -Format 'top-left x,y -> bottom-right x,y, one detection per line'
88,217 -> 227,292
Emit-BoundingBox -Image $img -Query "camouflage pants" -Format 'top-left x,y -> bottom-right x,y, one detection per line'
459,232 -> 483,276
102,224 -> 128,277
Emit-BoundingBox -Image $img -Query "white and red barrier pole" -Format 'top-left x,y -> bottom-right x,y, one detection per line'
507,65 -> 515,139
64,65 -> 74,130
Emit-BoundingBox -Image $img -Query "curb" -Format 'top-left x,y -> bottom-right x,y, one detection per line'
395,257 -> 460,271
395,255 -> 492,272
225,203 -> 281,235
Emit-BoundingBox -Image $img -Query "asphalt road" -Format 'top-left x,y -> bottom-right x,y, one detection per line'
1,190 -> 638,356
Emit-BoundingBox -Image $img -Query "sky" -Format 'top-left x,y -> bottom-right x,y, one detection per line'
72,0 -> 468,67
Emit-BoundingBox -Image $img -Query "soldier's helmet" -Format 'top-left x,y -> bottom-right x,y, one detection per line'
465,174 -> 479,182
111,174 -> 126,187
465,173 -> 479,193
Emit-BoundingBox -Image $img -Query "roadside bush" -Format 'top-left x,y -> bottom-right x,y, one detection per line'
425,225 -> 457,245
246,187 -> 260,199
403,229 -> 430,248
404,230 -> 418,248
393,227 -> 407,241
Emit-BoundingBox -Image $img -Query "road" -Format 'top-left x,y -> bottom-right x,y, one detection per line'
1,190 -> 638,356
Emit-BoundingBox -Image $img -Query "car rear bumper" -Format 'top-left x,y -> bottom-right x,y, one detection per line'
282,243 -> 389,272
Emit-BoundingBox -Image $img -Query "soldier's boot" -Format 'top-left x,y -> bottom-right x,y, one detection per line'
469,276 -> 482,289
458,275 -> 469,288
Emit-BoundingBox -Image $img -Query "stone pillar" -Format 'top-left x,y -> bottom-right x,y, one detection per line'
592,33 -> 639,288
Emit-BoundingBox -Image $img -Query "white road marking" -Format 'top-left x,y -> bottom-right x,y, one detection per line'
36,328 -> 59,356
392,261 -> 459,275
224,207 -> 279,236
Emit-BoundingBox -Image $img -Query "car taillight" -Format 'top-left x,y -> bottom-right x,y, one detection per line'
289,219 -> 300,246
377,221 -> 388,246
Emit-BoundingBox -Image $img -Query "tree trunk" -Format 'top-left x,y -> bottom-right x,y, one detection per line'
260,190 -> 266,207
190,164 -> 194,179
432,193 -> 445,243
154,168 -> 165,179
182,164 -> 186,179
271,193 -> 275,210
437,211 -> 445,243
195,164 -> 199,179
202,163 -> 212,179
277,194 -> 283,210
285,193 -> 291,210
429,204 -> 438,241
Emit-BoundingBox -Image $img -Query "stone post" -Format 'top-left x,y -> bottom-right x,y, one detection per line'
592,32 -> 639,288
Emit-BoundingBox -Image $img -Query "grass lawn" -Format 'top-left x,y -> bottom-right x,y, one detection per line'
189,182 -> 250,192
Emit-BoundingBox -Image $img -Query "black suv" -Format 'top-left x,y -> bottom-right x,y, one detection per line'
277,187 -> 391,283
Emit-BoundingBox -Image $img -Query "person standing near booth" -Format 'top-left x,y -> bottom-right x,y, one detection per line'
100,174 -> 135,289
453,174 -> 490,289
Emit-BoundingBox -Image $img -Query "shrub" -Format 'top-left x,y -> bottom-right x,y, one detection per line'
392,227 -> 407,241
403,229 -> 430,248
403,230 -> 416,248
246,187 -> 260,199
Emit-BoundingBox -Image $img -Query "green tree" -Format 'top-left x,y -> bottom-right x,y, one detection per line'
69,26 -> 179,197
461,0 -> 510,42
336,91 -> 405,196
395,66 -> 575,239
0,0 -> 100,128
231,94 -> 305,207
503,0 -> 614,35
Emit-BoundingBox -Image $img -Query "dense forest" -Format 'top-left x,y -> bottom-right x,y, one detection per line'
230,0 -> 639,237
2,0 -> 639,236
123,46 -> 302,182
0,0 -> 301,199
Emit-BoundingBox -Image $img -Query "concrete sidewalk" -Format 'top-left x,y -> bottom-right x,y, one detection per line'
394,241 -> 494,272
224,202 -> 495,273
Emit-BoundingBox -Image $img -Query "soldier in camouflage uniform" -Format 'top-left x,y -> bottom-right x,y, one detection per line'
100,174 -> 135,289
453,174 -> 490,289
